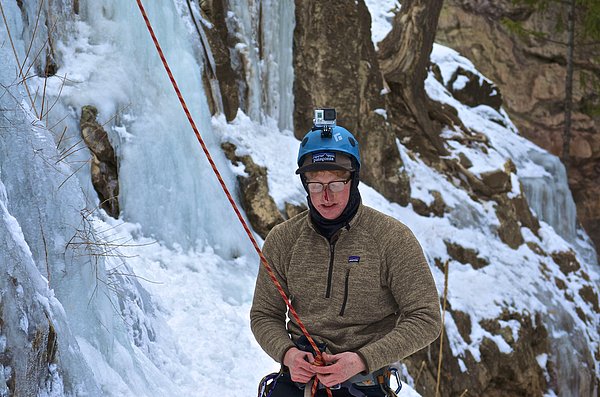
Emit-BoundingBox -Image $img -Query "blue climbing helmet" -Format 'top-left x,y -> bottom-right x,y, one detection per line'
295,125 -> 361,174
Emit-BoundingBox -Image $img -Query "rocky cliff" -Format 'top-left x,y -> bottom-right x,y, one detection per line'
435,0 -> 600,261
293,0 -> 410,205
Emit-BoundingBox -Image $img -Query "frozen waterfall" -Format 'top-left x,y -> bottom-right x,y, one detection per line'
520,150 -> 576,242
0,3 -> 170,393
27,0 -> 256,256
515,150 -> 596,265
226,0 -> 295,131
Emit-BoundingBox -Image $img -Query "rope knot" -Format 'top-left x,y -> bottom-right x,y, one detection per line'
313,353 -> 326,367
310,353 -> 332,397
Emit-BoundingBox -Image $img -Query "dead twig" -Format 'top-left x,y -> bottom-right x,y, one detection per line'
101,102 -> 133,128
435,260 -> 450,397
21,24 -> 56,92
55,138 -> 86,164
40,71 -> 48,117
0,0 -> 38,114
41,72 -> 68,123
39,208 -> 50,286
413,360 -> 426,386
52,123 -> 68,147
20,0 -> 45,80
56,157 -> 89,190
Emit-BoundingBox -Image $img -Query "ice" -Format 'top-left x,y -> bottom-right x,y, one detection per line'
36,0 -> 254,256
1,4 -> 178,394
225,0 -> 295,131
0,123 -> 100,396
520,150 -> 577,242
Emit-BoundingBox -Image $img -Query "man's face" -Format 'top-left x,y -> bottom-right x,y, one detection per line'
305,170 -> 351,220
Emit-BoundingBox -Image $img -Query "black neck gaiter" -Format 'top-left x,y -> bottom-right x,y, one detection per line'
304,172 -> 361,240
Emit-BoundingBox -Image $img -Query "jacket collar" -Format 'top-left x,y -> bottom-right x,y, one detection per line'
306,203 -> 365,240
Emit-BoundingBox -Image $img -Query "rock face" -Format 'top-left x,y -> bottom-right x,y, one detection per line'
196,0 -> 239,121
221,142 -> 284,239
447,67 -> 503,111
378,0 -> 448,157
435,0 -> 600,260
80,106 -> 120,218
293,0 -> 410,205
405,310 -> 550,397
0,291 -> 58,397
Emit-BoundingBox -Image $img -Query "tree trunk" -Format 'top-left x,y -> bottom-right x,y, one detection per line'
293,0 -> 411,205
378,0 -> 447,155
562,0 -> 575,167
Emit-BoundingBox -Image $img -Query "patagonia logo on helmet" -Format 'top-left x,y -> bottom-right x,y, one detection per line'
312,152 -> 335,163
348,256 -> 360,263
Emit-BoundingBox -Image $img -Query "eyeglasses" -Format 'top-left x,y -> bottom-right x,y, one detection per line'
306,179 -> 351,193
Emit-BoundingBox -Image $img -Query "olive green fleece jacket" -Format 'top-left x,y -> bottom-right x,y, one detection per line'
250,204 -> 441,373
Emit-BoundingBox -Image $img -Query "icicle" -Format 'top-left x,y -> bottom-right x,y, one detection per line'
224,0 -> 294,130
520,150 -> 577,242
186,0 -> 225,115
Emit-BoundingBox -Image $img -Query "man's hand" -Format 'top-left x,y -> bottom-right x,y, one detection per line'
283,347 -> 316,383
311,352 -> 366,387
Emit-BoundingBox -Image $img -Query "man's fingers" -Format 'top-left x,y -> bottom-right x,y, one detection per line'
287,350 -> 320,384
290,370 -> 313,383
302,352 -> 315,362
316,373 -> 341,387
321,352 -> 338,363
295,357 -> 317,375
311,362 -> 338,374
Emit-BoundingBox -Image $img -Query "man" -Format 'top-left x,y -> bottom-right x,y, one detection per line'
251,121 -> 441,396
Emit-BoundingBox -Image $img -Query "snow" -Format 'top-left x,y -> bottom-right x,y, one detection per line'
452,75 -> 470,91
427,44 -> 585,249
0,1 -> 598,396
212,112 -> 306,209
364,0 -> 400,48
374,108 -> 388,120
536,353 -> 548,369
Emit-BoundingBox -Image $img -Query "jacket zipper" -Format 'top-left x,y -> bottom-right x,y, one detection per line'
325,241 -> 336,298
339,268 -> 350,316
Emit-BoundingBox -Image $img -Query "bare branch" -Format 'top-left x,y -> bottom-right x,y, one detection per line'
0,1 -> 38,114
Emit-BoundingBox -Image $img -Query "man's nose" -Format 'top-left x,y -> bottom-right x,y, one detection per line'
322,188 -> 330,201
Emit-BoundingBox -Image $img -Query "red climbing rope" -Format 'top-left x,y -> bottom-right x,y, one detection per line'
134,2 -> 331,396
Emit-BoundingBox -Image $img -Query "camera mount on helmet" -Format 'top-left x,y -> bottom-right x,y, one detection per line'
312,108 -> 336,138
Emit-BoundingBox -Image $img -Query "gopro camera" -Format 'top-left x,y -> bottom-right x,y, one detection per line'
313,108 -> 336,129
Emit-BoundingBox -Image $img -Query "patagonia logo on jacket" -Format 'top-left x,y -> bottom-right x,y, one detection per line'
348,256 -> 360,263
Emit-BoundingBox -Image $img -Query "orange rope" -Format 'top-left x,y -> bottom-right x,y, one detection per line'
133,1 -> 330,395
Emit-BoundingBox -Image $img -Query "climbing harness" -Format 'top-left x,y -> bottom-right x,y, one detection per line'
258,337 -> 401,397
257,372 -> 280,397
134,1 -> 331,395
388,366 -> 403,395
257,365 -> 402,397
350,365 -> 402,397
